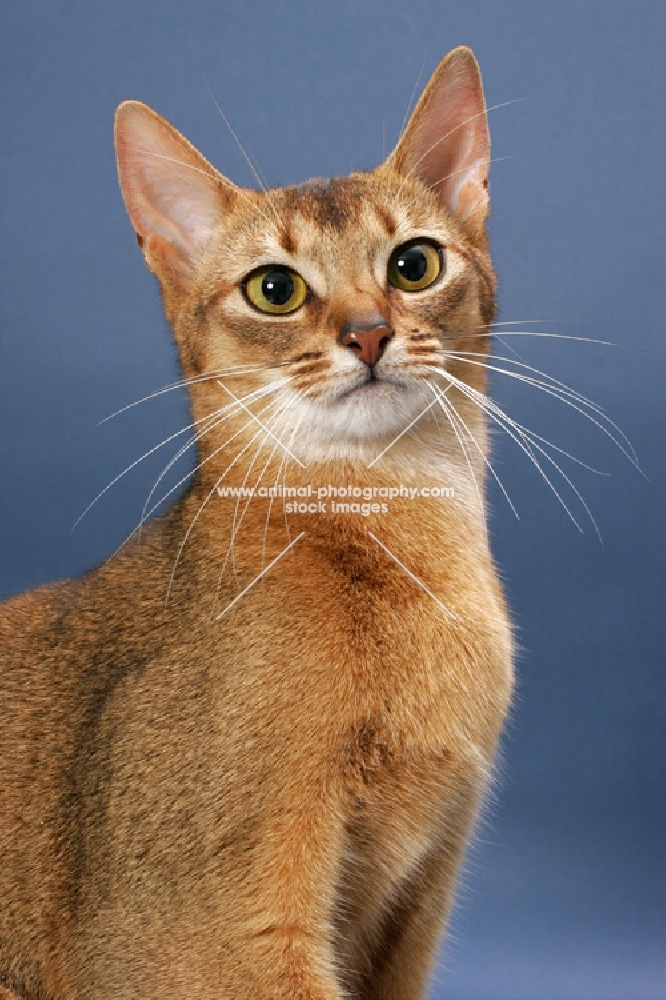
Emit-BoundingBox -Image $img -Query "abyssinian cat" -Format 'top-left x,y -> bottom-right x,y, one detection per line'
0,47 -> 513,999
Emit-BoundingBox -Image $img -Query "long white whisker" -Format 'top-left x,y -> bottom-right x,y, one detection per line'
262,396 -> 307,575
138,379 -> 290,534
217,398 -> 294,596
137,407 -> 234,546
105,390 -> 288,565
165,406 -> 287,606
145,384 -> 290,530
73,413 -> 223,531
95,362 -> 287,427
80,378 -> 289,536
481,329 -> 632,350
430,367 -> 599,536
427,384 -> 485,517
217,379 -> 306,468
228,399 -> 293,579
452,348 -> 610,417
428,381 -> 518,518
445,352 -> 641,469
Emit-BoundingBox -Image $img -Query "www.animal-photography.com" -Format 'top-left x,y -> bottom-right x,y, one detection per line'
1,3 -> 664,999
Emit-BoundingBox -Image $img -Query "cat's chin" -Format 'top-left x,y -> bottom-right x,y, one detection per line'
284,380 -> 433,462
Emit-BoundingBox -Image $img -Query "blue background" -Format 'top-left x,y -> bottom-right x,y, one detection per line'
1,2 -> 664,997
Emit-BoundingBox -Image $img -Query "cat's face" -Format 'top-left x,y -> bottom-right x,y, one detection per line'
116,47 -> 494,466
192,171 -> 494,460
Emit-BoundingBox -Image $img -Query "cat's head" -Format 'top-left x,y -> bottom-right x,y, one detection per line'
115,46 -> 494,468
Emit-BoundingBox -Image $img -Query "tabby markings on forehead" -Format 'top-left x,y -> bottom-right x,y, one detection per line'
281,177 -> 373,232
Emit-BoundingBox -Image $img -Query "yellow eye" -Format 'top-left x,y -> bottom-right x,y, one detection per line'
387,241 -> 443,292
244,267 -> 308,315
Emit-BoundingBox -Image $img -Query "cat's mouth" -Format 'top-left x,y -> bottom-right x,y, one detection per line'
334,372 -> 408,402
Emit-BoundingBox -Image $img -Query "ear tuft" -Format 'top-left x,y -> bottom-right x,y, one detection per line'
388,47 -> 490,235
115,101 -> 237,286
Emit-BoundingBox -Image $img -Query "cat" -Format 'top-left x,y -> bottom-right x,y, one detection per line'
0,46 -> 513,999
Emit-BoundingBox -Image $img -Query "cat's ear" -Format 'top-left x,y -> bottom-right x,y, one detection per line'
388,47 -> 490,236
115,101 -> 238,288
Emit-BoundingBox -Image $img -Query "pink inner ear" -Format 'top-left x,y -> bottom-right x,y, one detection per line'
115,101 -> 231,275
391,48 -> 490,228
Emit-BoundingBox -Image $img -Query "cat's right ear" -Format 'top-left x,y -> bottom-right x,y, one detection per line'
115,102 -> 238,289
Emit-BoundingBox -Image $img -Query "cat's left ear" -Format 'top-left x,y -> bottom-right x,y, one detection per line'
387,47 -> 490,237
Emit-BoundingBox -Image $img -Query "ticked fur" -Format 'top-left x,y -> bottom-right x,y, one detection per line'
0,48 -> 513,999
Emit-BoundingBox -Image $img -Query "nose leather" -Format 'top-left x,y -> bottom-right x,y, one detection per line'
339,316 -> 393,367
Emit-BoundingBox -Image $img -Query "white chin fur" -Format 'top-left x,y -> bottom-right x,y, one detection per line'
282,380 -> 434,463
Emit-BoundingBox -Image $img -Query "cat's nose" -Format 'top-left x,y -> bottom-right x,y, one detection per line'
339,316 -> 393,367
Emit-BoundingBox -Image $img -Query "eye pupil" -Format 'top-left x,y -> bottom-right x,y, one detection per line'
245,266 -> 307,314
262,270 -> 294,306
397,248 -> 428,283
387,241 -> 443,292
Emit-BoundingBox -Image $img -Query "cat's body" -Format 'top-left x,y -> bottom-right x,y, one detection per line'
0,49 -> 513,998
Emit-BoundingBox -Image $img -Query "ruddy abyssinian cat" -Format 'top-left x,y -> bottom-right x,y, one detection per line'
0,47 -> 513,999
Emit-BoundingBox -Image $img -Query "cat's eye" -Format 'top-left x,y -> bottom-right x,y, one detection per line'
387,241 -> 443,292
244,267 -> 308,315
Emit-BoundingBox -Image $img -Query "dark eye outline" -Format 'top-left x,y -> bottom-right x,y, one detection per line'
387,240 -> 445,293
242,265 -> 309,316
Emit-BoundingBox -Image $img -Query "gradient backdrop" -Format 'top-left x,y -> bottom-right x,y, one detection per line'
1,2 -> 664,997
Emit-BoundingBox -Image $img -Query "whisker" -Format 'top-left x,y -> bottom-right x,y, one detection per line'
96,362 -> 288,427
75,378 -> 290,532
138,378 -> 290,530
215,397 -> 295,598
205,81 -> 268,194
72,414 -> 221,531
136,390 -> 280,546
436,368 -> 584,529
427,383 -> 486,518
428,381 -> 518,519
399,54 -> 428,141
105,387 -> 288,565
430,366 -> 600,536
165,400 -> 288,606
451,348 -> 610,415
261,397 -> 307,576
204,82 -> 284,232
444,351 -> 641,469
144,382 -> 291,529
217,379 -> 306,468
494,335 -> 525,364
228,399 -> 293,578
137,409 -> 229,546
418,315 -> 642,352
482,329 -> 637,350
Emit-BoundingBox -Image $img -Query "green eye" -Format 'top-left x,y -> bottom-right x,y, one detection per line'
244,267 -> 308,315
387,241 -> 443,292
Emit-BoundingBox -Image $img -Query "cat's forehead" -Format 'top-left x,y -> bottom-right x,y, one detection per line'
280,177 -> 368,233
264,173 -> 452,262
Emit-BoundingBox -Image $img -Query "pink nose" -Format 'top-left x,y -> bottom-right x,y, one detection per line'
340,320 -> 393,367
